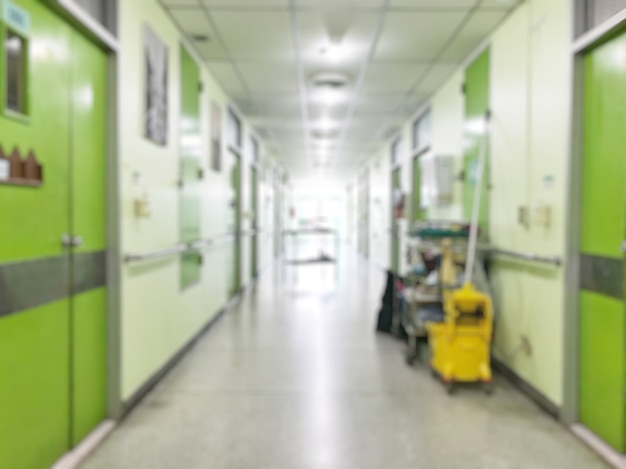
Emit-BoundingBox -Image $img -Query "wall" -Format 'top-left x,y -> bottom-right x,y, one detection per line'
353,0 -> 571,406
118,0 -> 277,400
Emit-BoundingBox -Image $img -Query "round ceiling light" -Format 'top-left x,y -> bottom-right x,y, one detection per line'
311,72 -> 351,105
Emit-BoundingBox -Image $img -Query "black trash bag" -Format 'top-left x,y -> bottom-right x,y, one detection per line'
376,270 -> 399,334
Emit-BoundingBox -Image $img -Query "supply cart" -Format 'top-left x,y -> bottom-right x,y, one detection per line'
402,221 -> 475,365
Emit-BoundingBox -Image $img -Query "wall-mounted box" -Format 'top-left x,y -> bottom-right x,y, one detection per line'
420,155 -> 455,208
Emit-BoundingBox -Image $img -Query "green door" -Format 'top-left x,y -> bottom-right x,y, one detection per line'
463,49 -> 490,235
579,32 -> 626,452
251,166 -> 258,278
69,27 -> 108,447
230,150 -> 242,296
412,156 -> 424,223
0,2 -> 108,467
391,168 -> 401,274
179,46 -> 202,289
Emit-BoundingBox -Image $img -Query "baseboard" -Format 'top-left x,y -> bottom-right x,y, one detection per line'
492,357 -> 561,420
51,420 -> 116,469
571,424 -> 626,468
122,305 -> 229,416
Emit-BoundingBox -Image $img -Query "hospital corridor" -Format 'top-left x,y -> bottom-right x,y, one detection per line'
1,0 -> 625,468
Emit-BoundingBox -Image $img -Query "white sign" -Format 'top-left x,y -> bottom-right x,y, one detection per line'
3,0 -> 30,37
0,159 -> 10,181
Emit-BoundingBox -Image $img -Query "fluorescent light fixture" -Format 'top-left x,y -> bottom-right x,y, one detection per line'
315,87 -> 345,106
314,117 -> 337,131
320,43 -> 344,63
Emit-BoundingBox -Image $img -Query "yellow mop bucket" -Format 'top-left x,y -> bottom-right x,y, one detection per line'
427,282 -> 493,393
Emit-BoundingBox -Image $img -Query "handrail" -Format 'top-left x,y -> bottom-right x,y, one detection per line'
124,234 -> 236,264
123,244 -> 188,264
482,247 -> 562,266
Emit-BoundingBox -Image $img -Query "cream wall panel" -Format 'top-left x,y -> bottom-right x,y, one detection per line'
118,0 -> 276,400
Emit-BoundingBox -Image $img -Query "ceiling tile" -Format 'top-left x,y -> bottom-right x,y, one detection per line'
161,0 -> 199,6
374,11 -> 467,61
168,8 -> 230,60
415,63 -> 458,95
236,63 -> 299,93
390,0 -> 475,6
201,0 -> 288,7
441,10 -> 508,61
205,62 -> 249,99
209,11 -> 294,61
360,63 -> 429,93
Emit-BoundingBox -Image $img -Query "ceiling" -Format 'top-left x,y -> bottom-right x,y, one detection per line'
160,0 -> 519,178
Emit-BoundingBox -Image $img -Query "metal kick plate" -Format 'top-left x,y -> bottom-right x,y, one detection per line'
580,254 -> 624,300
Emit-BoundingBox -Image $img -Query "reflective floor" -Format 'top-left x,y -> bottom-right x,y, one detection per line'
82,254 -> 607,469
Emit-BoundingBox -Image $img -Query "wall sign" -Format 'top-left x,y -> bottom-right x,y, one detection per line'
143,24 -> 168,146
3,0 -> 30,37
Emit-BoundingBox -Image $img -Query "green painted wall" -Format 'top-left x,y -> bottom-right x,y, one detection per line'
0,1 -> 108,467
251,165 -> 258,278
69,26 -> 108,446
355,0 -> 572,406
0,300 -> 70,469
118,0 -> 280,400
463,48 -> 490,237
179,45 -> 202,289
578,31 -> 626,451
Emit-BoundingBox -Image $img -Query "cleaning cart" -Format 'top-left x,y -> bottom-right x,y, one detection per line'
425,113 -> 494,394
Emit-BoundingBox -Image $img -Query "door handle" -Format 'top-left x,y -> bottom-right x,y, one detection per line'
61,234 -> 83,248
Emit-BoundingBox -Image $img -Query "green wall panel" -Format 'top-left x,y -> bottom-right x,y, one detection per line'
71,288 -> 107,445
0,0 -> 70,264
71,29 -> 107,253
412,157 -> 423,223
579,33 -> 626,452
463,48 -> 490,236
580,35 -> 626,258
391,168 -> 401,274
230,152 -> 241,296
0,1 -> 109,463
0,300 -> 70,469
251,166 -> 258,278
579,291 -> 626,452
179,46 -> 202,289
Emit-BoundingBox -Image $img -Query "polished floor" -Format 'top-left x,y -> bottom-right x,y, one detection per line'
82,254 -> 607,469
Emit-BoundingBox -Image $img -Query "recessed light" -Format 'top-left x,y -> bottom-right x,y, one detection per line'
191,34 -> 210,42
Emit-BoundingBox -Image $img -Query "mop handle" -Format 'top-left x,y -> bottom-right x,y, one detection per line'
464,113 -> 490,285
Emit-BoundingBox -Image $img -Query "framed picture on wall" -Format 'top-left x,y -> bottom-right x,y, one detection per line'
144,24 -> 168,146
211,102 -> 222,171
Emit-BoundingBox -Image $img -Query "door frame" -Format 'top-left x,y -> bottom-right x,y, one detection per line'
250,164 -> 258,279
45,4 -> 123,421
563,1 -> 626,427
390,166 -> 401,274
229,147 -> 243,297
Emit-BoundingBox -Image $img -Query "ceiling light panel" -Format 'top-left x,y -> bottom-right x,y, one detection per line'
374,11 -> 467,61
298,11 -> 379,72
209,11 -> 294,61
